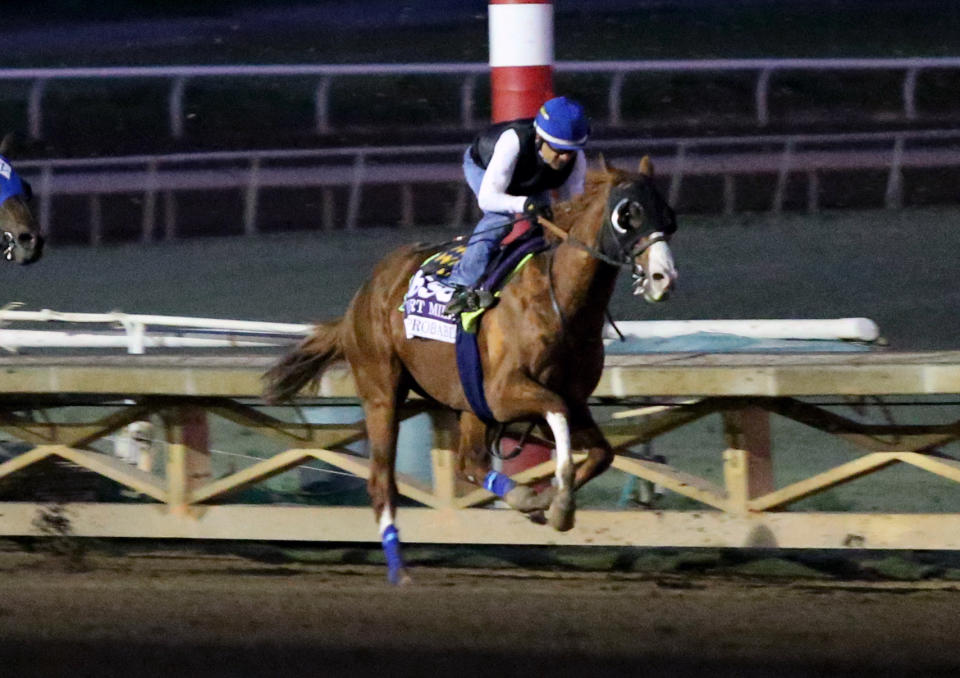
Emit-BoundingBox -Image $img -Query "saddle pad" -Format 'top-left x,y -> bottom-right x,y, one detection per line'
421,243 -> 466,279
402,268 -> 458,344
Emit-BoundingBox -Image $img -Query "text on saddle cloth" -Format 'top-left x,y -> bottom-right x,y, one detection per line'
402,268 -> 459,344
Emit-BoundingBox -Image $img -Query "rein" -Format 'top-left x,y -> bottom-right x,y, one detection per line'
536,213 -> 669,342
537,215 -> 666,268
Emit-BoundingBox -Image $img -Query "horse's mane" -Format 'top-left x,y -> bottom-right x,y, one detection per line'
550,165 -> 627,240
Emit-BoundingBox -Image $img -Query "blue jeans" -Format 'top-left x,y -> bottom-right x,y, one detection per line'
446,149 -> 541,288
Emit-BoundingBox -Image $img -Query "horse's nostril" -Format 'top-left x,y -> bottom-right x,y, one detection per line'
17,232 -> 36,245
652,273 -> 665,281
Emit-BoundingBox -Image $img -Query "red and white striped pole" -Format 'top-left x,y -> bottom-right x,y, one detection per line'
488,0 -> 554,123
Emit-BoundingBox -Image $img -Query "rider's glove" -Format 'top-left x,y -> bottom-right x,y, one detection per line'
522,195 -> 553,221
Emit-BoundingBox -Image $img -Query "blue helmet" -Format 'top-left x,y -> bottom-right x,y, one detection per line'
533,96 -> 590,151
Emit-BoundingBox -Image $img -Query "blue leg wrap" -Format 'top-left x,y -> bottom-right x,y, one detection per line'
483,470 -> 516,498
381,525 -> 405,584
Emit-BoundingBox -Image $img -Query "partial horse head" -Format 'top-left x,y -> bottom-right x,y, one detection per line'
0,134 -> 43,265
601,156 -> 678,303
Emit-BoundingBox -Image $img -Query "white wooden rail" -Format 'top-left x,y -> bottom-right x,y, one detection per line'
3,57 -> 960,138
15,128 -> 960,241
0,308 -> 309,354
2,351 -> 960,549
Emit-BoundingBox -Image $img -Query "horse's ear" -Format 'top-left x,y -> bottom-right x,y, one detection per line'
639,155 -> 654,177
0,133 -> 13,157
597,153 -> 610,173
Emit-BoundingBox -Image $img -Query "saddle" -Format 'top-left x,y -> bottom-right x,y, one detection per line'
431,222 -> 546,295
402,221 -> 548,338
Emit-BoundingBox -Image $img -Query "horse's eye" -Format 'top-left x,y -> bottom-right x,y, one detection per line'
629,202 -> 644,225
611,199 -> 631,233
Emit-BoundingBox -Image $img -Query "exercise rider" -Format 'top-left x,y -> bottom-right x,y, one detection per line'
444,96 -> 590,316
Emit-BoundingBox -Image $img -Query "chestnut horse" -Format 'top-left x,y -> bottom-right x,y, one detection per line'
0,133 -> 43,265
264,158 -> 678,584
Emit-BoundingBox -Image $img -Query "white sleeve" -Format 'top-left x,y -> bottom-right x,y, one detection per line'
554,151 -> 587,202
477,129 -> 529,214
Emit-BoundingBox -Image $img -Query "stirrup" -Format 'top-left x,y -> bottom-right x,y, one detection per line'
474,289 -> 495,310
443,286 -> 472,316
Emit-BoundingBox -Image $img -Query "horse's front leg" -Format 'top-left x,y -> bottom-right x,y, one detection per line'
543,410 -> 576,531
490,380 -> 575,532
569,404 -> 616,489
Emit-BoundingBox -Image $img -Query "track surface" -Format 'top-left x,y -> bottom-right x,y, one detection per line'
2,549 -> 959,678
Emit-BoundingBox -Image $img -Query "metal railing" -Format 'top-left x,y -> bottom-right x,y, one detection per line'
4,57 -> 960,139
17,128 -> 960,243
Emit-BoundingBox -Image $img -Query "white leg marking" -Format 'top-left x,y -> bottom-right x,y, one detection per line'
545,411 -> 572,491
378,506 -> 395,536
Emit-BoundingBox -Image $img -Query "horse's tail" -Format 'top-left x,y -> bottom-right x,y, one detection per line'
262,319 -> 345,403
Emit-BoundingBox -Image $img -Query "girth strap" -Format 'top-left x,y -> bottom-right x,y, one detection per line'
455,324 -> 495,423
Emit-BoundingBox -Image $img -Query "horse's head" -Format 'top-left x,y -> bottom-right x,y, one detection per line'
0,135 -> 43,265
598,156 -> 678,302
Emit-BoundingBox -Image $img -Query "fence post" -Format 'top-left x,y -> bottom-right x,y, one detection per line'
28,79 -> 47,141
163,406 -> 211,514
243,157 -> 261,235
400,184 -> 414,228
163,191 -> 178,240
460,74 -> 477,130
755,68 -> 773,126
772,139 -> 794,214
315,76 -> 332,134
722,175 -> 736,215
345,153 -> 365,231
141,160 -> 158,243
884,136 -> 904,209
722,407 -> 773,514
169,77 -> 187,139
38,165 -> 53,238
429,410 -> 458,508
608,71 -> 625,127
806,170 -> 820,213
322,187 -> 335,231
668,143 -> 686,207
903,67 -> 919,121
89,194 -> 102,247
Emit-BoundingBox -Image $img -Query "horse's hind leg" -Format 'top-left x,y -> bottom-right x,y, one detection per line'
455,412 -> 548,514
489,379 -> 575,531
362,389 -> 411,586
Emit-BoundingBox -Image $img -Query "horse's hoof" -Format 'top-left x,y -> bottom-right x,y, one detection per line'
547,493 -> 575,532
526,510 -> 547,525
389,568 -> 413,587
504,485 -> 552,513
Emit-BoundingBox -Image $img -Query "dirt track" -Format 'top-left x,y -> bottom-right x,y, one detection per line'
1,549 -> 959,678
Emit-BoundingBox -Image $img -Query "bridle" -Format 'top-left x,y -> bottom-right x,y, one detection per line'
537,214 -> 669,269
1,230 -> 17,261
537,183 -> 675,332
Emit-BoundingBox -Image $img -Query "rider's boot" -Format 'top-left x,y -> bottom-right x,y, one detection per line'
444,285 -> 474,316
444,286 -> 497,316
